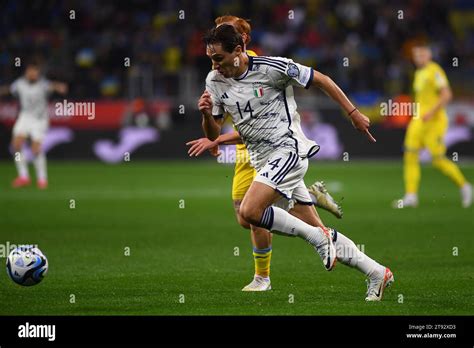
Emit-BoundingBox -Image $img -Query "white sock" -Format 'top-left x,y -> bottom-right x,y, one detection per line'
331,229 -> 384,278
33,152 -> 47,181
260,206 -> 326,247
309,192 -> 318,205
14,150 -> 29,178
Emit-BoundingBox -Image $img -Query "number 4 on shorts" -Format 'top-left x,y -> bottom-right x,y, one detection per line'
268,158 -> 281,170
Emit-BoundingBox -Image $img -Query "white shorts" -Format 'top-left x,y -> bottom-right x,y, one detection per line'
254,149 -> 313,207
12,114 -> 49,142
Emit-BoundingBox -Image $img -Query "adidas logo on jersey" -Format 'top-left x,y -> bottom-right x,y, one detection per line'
221,92 -> 229,99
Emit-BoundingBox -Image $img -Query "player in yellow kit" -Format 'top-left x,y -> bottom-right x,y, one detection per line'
395,43 -> 472,208
201,16 -> 342,291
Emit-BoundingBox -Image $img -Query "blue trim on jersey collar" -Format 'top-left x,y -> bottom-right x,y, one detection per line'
234,55 -> 253,81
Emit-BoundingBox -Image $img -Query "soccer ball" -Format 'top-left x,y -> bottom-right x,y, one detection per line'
6,245 -> 48,286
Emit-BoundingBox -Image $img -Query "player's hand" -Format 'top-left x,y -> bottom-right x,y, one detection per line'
53,82 -> 68,95
349,110 -> 376,143
198,90 -> 213,118
186,137 -> 219,157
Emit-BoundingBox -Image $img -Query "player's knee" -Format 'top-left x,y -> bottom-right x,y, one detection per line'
12,138 -> 24,151
12,143 -> 22,152
239,203 -> 262,226
31,143 -> 42,156
233,200 -> 251,229
236,213 -> 251,229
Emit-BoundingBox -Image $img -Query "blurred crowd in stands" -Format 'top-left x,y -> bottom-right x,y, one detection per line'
0,0 -> 473,100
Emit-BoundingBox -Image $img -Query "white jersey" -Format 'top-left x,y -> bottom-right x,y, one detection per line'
10,77 -> 51,120
206,55 -> 319,170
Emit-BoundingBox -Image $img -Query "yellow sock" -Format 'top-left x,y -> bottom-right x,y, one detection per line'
253,247 -> 272,278
404,151 -> 421,194
432,156 -> 467,188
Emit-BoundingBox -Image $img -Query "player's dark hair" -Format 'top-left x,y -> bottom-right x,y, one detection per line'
203,24 -> 244,53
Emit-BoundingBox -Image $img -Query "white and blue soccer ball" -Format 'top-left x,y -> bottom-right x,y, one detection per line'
6,245 -> 48,286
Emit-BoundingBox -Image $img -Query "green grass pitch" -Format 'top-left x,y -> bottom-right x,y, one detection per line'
0,160 -> 472,315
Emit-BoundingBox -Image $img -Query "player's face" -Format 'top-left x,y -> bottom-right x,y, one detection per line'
25,66 -> 40,82
207,43 -> 242,78
412,47 -> 431,68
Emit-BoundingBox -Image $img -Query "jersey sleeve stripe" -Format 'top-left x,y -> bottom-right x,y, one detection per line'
305,67 -> 314,89
252,60 -> 286,73
253,57 -> 287,69
253,58 -> 287,70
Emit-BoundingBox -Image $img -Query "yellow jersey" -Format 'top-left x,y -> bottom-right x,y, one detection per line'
413,61 -> 450,123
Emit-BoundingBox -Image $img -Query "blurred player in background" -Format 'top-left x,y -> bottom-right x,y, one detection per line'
395,43 -> 472,208
202,16 -> 342,292
0,62 -> 68,189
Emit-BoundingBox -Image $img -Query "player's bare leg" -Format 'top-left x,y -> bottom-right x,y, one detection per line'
290,202 -> 394,301
11,135 -> 31,188
250,225 -> 272,250
240,181 -> 336,271
31,140 -> 47,189
234,200 -> 273,291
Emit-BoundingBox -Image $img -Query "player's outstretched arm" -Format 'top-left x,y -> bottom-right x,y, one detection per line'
215,131 -> 243,145
186,131 -> 243,157
311,70 -> 376,142
50,82 -> 68,95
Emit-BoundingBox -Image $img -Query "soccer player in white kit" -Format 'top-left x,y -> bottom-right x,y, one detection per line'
0,63 -> 67,189
188,24 -> 394,301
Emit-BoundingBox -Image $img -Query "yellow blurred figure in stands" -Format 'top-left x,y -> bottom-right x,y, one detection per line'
395,43 -> 472,208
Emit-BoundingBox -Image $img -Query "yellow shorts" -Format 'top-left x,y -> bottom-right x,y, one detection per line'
232,145 -> 257,201
404,117 -> 448,157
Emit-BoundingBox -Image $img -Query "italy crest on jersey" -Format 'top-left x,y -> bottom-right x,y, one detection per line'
253,83 -> 264,98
